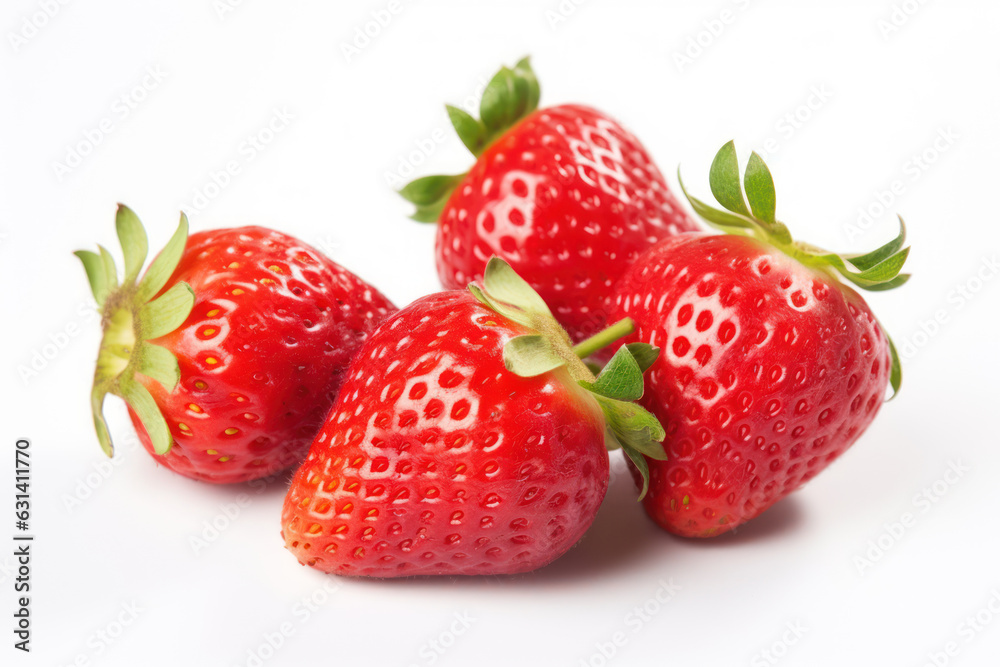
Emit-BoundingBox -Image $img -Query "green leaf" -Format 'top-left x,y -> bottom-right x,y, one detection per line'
447,105 -> 486,156
480,66 -> 517,132
399,174 -> 463,206
625,343 -> 660,374
75,250 -> 111,306
709,141 -> 751,217
512,57 -> 540,117
744,152 -> 776,224
591,394 -> 666,460
121,379 -> 173,455
481,256 -> 553,320
90,385 -> 114,457
862,273 -> 910,292
479,57 -> 540,135
98,245 -> 119,292
887,333 -> 902,399
399,173 -> 465,224
504,334 -> 565,377
137,342 -> 182,392
885,334 -> 903,400
138,282 -> 194,340
845,216 -> 907,271
584,345 -> 645,402
854,247 -> 910,282
623,446 -> 651,500
678,169 -> 757,232
137,213 -> 189,303
115,204 -> 148,284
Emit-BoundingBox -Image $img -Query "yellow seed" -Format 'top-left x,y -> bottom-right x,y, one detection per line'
307,523 -> 323,535
260,278 -> 276,285
194,381 -> 207,390
268,265 -> 283,273
188,403 -> 203,413
202,328 -> 217,337
178,423 -> 191,432
206,449 -> 218,455
334,525 -> 348,534
206,309 -> 220,317
218,456 -> 231,463
232,288 -> 244,295
228,262 -> 240,269
205,357 -> 219,365
224,428 -> 239,435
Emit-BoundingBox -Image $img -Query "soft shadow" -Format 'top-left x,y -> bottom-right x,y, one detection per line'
681,495 -> 807,548
354,457 -> 669,591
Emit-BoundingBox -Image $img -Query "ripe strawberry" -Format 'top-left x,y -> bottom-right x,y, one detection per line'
76,206 -> 396,484
609,142 -> 909,537
281,258 -> 665,576
400,58 -> 696,348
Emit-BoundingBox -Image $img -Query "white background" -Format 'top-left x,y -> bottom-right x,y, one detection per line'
2,1 -> 999,666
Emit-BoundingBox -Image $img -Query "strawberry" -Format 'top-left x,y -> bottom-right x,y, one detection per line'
609,142 -> 909,537
281,258 -> 665,577
76,206 -> 396,484
400,58 -> 697,348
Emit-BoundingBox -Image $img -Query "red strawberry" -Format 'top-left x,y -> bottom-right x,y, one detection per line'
609,142 -> 909,537
400,58 -> 697,348
76,206 -> 396,483
281,258 -> 665,576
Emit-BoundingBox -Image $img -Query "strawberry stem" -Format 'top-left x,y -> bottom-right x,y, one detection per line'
572,318 -> 634,360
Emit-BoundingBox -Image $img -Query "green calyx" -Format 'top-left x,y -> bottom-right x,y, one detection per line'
399,57 -> 541,223
75,205 -> 194,457
679,141 -> 909,398
469,257 -> 667,500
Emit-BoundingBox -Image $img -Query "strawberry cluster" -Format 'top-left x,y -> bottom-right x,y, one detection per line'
78,58 -> 908,577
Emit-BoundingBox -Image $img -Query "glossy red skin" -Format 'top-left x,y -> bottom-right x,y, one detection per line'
436,104 -> 696,347
609,233 -> 891,537
281,291 -> 610,577
129,227 -> 396,484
